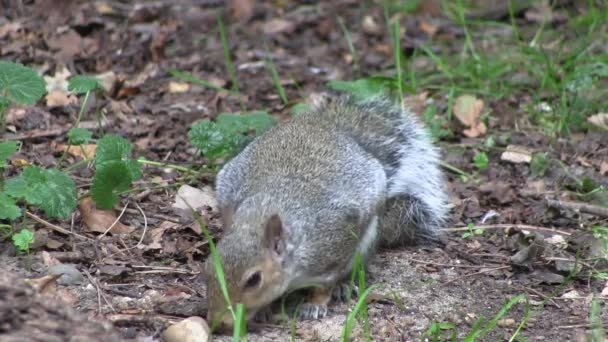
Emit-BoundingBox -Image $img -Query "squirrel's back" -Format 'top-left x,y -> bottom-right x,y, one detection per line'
217,94 -> 448,246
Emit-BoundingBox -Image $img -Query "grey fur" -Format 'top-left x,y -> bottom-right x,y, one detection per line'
208,94 -> 448,321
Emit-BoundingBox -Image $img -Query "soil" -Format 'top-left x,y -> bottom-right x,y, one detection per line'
1,1 -> 607,341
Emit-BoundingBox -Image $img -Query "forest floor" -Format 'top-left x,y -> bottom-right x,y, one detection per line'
1,0 -> 607,341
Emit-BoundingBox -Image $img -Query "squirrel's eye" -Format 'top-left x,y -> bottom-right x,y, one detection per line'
244,271 -> 262,289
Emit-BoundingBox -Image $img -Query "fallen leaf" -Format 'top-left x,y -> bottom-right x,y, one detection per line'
168,81 -> 190,93
601,281 -> 608,296
453,94 -> 487,138
95,2 -> 114,14
172,185 -> 218,213
228,0 -> 254,23
600,161 -> 608,175
78,196 -> 135,235
56,144 -> 97,159
96,70 -> 118,94
262,18 -> 295,35
45,89 -> 78,107
44,67 -> 71,92
587,112 -> 608,130
145,221 -> 178,250
11,158 -> 32,167
501,145 -> 533,164
24,274 -> 62,294
419,20 -> 438,36
41,251 -> 61,266
362,15 -> 381,35
45,29 -> 84,59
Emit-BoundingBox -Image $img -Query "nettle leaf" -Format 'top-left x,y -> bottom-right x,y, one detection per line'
0,192 -> 20,220
95,134 -> 133,166
4,166 -> 77,219
68,75 -> 101,94
90,134 -> 140,209
0,61 -> 46,105
188,121 -> 245,161
0,141 -> 19,166
67,128 -> 93,145
91,160 -> 134,209
12,229 -> 34,252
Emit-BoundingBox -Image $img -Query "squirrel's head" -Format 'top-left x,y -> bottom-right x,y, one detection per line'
205,214 -> 290,330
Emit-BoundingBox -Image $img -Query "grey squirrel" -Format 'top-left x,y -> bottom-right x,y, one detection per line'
205,93 -> 448,328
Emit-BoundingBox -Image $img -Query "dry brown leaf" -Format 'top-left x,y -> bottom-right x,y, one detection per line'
600,161 -> 608,176
601,281 -> 608,296
501,145 -> 533,164
96,70 -> 118,94
419,20 -> 438,36
362,15 -> 381,35
587,112 -> 608,130
44,66 -> 71,92
575,156 -> 592,167
45,89 -> 78,107
228,0 -> 254,23
11,158 -> 32,167
146,221 -> 178,250
168,81 -> 190,93
262,18 -> 295,35
41,251 -> 62,266
78,196 -> 135,235
24,274 -> 61,294
56,144 -> 97,159
453,94 -> 487,138
95,2 -> 114,15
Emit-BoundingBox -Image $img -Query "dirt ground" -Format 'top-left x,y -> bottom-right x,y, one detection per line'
1,1 -> 607,341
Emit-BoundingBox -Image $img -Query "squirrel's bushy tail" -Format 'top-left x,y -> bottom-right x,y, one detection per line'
308,93 -> 449,246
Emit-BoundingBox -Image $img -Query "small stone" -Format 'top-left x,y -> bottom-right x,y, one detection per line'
163,316 -> 210,342
48,264 -> 84,286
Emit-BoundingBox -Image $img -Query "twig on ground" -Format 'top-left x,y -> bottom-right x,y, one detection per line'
441,266 -> 511,286
26,211 -> 93,241
443,224 -> 571,236
99,201 -> 129,239
546,199 -> 608,218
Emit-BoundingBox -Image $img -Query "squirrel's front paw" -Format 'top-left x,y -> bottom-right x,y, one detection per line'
332,283 -> 358,303
298,286 -> 332,320
298,302 -> 328,320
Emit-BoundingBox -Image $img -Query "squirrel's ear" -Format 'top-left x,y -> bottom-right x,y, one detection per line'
265,214 -> 285,259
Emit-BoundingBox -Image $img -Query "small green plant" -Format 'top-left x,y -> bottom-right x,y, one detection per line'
462,223 -> 484,239
588,297 -> 605,341
530,152 -> 549,177
463,294 -> 528,342
12,228 -> 34,253
473,152 -> 489,171
0,61 -> 46,134
423,105 -> 452,142
327,77 -> 402,101
189,112 -> 275,166
337,16 -> 359,76
264,44 -> 288,105
342,252 -> 372,341
421,322 -> 457,341
91,134 -> 142,209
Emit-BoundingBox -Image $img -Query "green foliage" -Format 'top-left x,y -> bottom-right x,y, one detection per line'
91,134 -> 141,209
589,297 -> 605,341
0,141 -> 18,167
68,75 -> 101,94
67,128 -> 93,145
462,223 -> 484,239
290,102 -> 311,115
530,153 -> 549,177
0,61 -> 46,105
591,226 -> 608,261
423,105 -> 452,142
327,77 -> 401,101
12,229 -> 34,252
4,166 -> 77,219
189,111 -> 275,163
0,192 -> 20,220
463,295 -> 528,342
422,322 -> 457,341
473,152 -> 489,170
